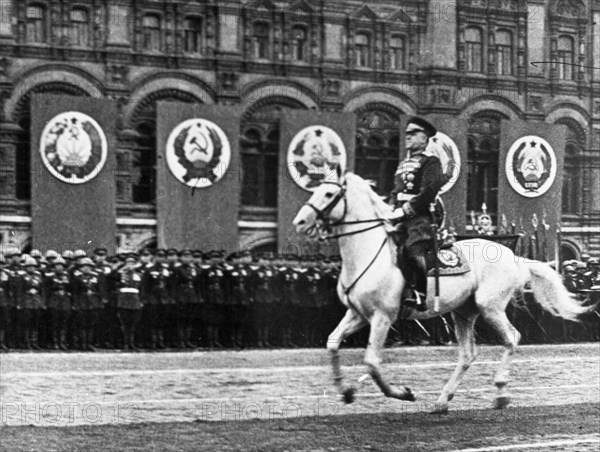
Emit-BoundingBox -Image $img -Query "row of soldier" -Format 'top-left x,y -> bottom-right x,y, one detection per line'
1,247 -> 598,351
0,247 -> 349,351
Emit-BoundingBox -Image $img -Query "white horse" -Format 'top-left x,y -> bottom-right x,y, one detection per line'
292,172 -> 587,413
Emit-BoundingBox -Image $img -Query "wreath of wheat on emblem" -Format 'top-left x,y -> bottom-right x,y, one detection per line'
287,125 -> 347,192
40,112 -> 108,184
166,119 -> 231,188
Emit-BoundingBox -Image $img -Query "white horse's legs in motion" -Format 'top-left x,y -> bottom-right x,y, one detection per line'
293,173 -> 587,412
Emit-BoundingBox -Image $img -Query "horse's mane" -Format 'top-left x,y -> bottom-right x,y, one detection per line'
343,172 -> 392,219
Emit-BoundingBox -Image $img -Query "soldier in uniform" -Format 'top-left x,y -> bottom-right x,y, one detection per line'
72,257 -> 107,351
386,117 -> 447,310
115,254 -> 144,350
223,254 -> 250,349
141,248 -> 172,349
202,251 -> 226,348
172,249 -> 200,348
14,255 -> 45,350
0,254 -> 11,350
44,256 -> 72,350
4,249 -> 22,349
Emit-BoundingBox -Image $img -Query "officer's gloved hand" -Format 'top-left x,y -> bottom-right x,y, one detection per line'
385,208 -> 405,222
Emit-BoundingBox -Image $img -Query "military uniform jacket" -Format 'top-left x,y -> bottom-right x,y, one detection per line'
389,151 -> 446,217
172,263 -> 200,305
44,272 -> 72,310
204,265 -> 226,305
253,266 -> 277,304
141,263 -> 173,305
72,271 -> 105,310
115,267 -> 143,309
224,265 -> 250,306
0,268 -> 12,308
15,270 -> 45,310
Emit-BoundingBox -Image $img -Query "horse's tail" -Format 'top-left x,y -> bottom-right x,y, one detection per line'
519,259 -> 589,321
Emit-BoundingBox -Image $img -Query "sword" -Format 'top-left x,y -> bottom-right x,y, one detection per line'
430,203 -> 440,312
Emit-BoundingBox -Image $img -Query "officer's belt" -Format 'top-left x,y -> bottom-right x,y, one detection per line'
119,288 -> 139,294
396,193 -> 416,202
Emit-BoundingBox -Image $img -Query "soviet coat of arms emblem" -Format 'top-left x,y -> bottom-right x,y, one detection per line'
505,135 -> 557,198
287,126 -> 347,191
165,119 -> 231,188
40,112 -> 108,184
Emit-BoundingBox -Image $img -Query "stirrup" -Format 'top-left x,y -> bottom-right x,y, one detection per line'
403,288 -> 427,312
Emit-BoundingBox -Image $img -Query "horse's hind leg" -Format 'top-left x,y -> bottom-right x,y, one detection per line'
432,305 -> 479,414
327,309 -> 367,404
480,307 -> 521,409
365,312 -> 415,402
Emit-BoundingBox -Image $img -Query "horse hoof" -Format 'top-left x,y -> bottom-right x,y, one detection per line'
494,396 -> 510,410
430,403 -> 449,415
401,387 -> 416,402
342,387 -> 356,404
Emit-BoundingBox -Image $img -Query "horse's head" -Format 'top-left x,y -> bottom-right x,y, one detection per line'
293,177 -> 347,239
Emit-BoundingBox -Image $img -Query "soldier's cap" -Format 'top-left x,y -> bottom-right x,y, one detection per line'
166,248 -> 179,256
192,250 -> 203,258
74,249 -> 87,258
22,255 -> 38,267
62,250 -> 74,259
587,257 -> 600,266
155,248 -> 167,257
179,249 -> 193,257
140,248 -> 154,256
575,262 -> 587,269
581,253 -> 591,261
30,249 -> 42,258
206,250 -> 226,259
52,256 -> 67,266
563,265 -> 575,272
126,252 -> 140,260
405,117 -> 437,138
45,250 -> 59,259
78,257 -> 95,267
93,247 -> 108,256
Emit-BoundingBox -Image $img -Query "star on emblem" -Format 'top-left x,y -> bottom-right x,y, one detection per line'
530,140 -> 537,148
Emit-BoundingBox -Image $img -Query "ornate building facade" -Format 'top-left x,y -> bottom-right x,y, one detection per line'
0,0 -> 598,258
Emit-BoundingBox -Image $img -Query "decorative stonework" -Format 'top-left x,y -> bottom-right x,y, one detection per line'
551,0 -> 587,17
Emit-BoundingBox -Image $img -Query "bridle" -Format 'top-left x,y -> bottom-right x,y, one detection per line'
303,180 -> 385,241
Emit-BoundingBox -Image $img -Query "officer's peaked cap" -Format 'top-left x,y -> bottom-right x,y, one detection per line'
79,257 -> 95,267
22,255 -> 38,267
406,116 -> 437,138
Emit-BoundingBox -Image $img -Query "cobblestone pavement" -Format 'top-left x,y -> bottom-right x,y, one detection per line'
1,343 -> 598,428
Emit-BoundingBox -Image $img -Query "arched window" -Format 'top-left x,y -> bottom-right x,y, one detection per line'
240,100 -> 306,208
355,33 -> 370,67
389,35 -> 406,71
557,35 -> 575,80
495,30 -> 513,75
467,112 -> 504,219
355,107 -> 401,196
70,7 -> 90,47
184,16 -> 203,54
558,120 -> 583,215
142,14 -> 162,52
465,27 -> 483,73
252,22 -> 270,59
26,4 -> 46,43
291,26 -> 307,62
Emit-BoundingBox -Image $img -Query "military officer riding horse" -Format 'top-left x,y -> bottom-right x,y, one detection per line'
386,117 -> 447,310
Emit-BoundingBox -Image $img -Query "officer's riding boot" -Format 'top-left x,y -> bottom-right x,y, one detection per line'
235,330 -> 244,350
31,330 -> 41,350
59,329 -> 68,350
0,331 -> 7,351
213,327 -> 223,348
263,326 -> 271,348
185,327 -> 195,349
177,327 -> 185,349
157,330 -> 166,349
149,330 -> 157,350
130,332 -> 140,352
86,331 -> 97,352
51,331 -> 59,350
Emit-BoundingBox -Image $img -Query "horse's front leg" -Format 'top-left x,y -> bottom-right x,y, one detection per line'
365,312 -> 416,402
327,309 -> 367,404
